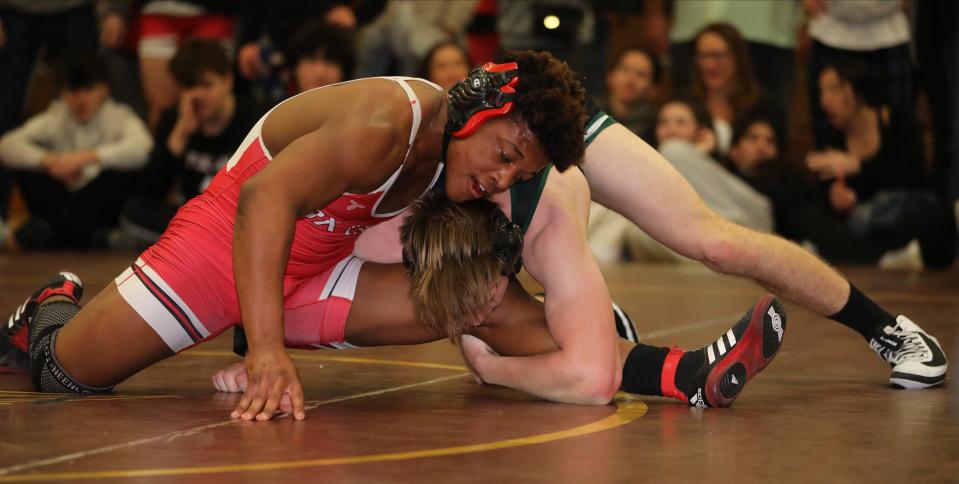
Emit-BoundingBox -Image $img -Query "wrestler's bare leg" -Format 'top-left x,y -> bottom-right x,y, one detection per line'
49,283 -> 173,387
215,262 -> 637,394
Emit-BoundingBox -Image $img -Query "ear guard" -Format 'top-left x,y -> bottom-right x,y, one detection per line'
490,207 -> 523,276
446,62 -> 520,138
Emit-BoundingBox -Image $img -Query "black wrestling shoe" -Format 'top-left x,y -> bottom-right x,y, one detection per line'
665,294 -> 787,408
1,272 -> 83,372
534,292 -> 640,343
869,316 -> 947,389
611,300 -> 640,343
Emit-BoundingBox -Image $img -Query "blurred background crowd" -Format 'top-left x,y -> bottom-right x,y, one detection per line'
0,0 -> 956,271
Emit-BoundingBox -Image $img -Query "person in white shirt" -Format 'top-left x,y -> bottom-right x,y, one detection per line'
0,52 -> 152,250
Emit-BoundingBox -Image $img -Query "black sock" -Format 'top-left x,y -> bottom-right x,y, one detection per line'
828,284 -> 895,339
621,343 -> 668,396
673,348 -> 706,393
621,344 -> 708,398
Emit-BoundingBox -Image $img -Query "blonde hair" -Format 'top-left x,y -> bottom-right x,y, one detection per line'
400,192 -> 521,341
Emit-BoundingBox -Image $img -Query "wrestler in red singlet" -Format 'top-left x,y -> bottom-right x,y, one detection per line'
115,77 -> 443,353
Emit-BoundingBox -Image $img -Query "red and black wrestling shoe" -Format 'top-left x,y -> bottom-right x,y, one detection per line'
663,294 -> 787,408
0,272 -> 83,372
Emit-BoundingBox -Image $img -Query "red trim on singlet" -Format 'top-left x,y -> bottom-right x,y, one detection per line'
131,264 -> 202,343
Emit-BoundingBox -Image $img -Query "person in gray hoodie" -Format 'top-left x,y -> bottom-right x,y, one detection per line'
0,52 -> 152,249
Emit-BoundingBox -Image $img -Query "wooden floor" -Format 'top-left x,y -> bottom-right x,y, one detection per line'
0,252 -> 956,483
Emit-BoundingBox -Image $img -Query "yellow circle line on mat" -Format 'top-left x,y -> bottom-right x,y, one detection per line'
0,395 -> 646,481
186,349 -> 468,372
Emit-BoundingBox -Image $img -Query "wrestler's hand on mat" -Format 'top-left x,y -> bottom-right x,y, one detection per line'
459,334 -> 499,384
231,348 -> 306,421
215,363 -> 297,413
212,362 -> 248,393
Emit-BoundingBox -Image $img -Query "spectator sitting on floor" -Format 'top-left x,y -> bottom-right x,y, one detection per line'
417,40 -> 471,92
241,19 -> 356,106
0,52 -> 152,250
287,20 -> 355,94
586,98 -> 771,264
597,46 -> 660,143
690,23 -> 787,155
655,98 -> 772,232
109,39 -> 265,251
723,115 -> 814,238
800,61 -> 956,268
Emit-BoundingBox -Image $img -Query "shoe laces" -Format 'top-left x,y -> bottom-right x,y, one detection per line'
870,323 -> 931,364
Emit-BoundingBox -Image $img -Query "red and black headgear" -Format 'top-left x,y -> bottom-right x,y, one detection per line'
446,62 -> 520,138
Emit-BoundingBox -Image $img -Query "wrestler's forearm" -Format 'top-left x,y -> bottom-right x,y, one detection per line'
233,185 -> 296,350
473,349 -> 618,405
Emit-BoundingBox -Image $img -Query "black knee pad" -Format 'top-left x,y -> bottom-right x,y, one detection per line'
29,301 -> 79,345
31,330 -> 113,394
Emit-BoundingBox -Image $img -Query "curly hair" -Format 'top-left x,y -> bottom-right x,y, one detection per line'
501,50 -> 587,172
400,191 -> 518,341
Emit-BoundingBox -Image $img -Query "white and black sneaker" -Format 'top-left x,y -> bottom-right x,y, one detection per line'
869,316 -> 947,389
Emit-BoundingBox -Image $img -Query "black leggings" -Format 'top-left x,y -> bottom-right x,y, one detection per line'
13,170 -> 134,249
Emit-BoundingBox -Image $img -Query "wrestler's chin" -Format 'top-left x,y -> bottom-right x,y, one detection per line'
444,180 -> 472,203
447,193 -> 470,203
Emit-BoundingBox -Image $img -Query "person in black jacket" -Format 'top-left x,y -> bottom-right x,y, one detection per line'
109,39 -> 264,250
802,61 -> 956,267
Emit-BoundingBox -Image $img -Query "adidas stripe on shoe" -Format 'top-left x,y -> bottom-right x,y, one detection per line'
666,294 -> 787,408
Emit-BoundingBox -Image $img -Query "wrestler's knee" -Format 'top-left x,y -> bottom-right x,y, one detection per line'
31,329 -> 113,394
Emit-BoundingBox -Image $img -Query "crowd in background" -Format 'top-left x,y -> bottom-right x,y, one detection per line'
0,0 -> 956,271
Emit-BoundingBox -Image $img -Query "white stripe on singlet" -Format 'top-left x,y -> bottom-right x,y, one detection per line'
224,77 -> 445,218
360,77 -> 444,217
319,255 -> 364,301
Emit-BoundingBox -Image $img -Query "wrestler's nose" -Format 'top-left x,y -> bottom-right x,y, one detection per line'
491,165 -> 520,192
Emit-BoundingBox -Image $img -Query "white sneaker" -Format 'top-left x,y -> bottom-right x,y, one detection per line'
878,239 -> 923,271
869,316 -> 948,389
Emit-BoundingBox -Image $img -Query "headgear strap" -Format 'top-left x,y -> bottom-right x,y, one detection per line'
446,62 -> 520,139
490,207 -> 524,276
